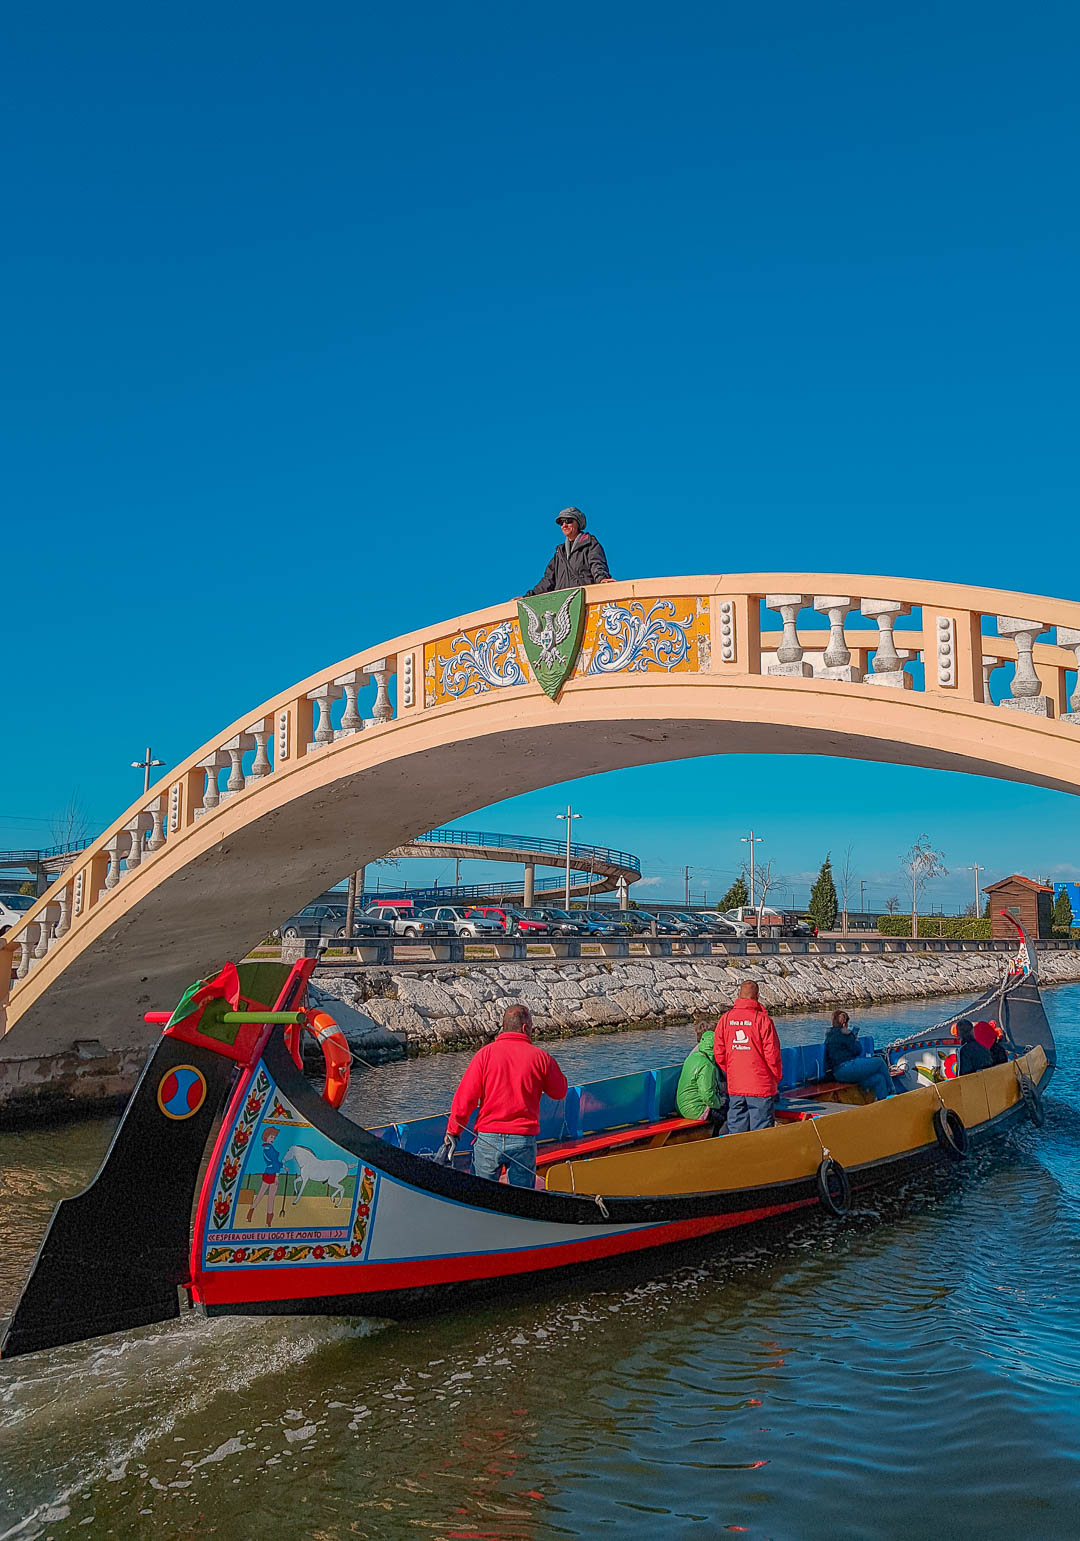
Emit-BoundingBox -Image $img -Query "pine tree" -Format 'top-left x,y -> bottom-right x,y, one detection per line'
1052,887 -> 1073,933
718,874 -> 749,910
807,855 -> 838,933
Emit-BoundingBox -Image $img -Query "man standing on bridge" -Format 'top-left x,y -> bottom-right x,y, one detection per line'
442,1004 -> 568,1187
525,507 -> 614,594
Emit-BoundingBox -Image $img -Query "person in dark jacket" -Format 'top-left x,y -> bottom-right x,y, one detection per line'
824,1010 -> 898,1101
525,508 -> 613,595
957,1018 -> 994,1075
979,1020 -> 1010,1066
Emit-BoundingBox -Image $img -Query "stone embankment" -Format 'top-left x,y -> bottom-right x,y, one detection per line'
314,948 -> 1080,1057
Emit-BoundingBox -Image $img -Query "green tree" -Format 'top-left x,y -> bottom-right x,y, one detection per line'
718,874 -> 749,910
1052,888 -> 1073,934
807,855 -> 838,933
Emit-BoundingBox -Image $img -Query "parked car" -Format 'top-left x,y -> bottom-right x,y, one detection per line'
692,911 -> 747,937
419,905 -> 503,938
656,910 -> 711,936
519,906 -> 586,935
361,902 -> 453,939
620,911 -> 680,936
0,892 -> 37,938
280,903 -> 393,941
571,909 -> 632,937
466,905 -> 551,935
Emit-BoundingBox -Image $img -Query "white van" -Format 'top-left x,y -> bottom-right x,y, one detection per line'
722,905 -> 782,931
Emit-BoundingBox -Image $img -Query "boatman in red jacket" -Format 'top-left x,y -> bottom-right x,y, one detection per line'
443,1004 -> 568,1187
714,981 -> 783,1133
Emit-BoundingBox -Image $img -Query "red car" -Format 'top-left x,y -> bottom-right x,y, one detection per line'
465,906 -> 551,935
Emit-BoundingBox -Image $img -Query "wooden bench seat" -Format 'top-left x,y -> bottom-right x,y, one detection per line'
537,1115 -> 704,1167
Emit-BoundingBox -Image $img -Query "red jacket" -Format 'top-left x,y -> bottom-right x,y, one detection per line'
714,1000 -> 783,1098
447,1032 -> 568,1137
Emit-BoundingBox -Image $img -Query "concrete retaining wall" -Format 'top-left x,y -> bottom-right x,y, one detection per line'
314,946 -> 1080,1053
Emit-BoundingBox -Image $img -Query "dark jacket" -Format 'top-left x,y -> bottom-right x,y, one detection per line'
958,1040 -> 993,1076
824,1028 -> 862,1077
990,1039 -> 1008,1066
526,532 -> 611,595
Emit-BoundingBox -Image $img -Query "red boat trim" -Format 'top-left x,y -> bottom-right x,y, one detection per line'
192,1199 -> 812,1307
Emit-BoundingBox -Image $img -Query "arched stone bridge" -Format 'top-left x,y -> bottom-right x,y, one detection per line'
4,573 -> 1080,1063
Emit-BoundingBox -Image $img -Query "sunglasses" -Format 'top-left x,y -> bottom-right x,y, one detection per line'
558,518 -> 578,527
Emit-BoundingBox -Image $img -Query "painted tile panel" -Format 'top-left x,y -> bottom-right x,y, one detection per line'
424,597 -> 710,705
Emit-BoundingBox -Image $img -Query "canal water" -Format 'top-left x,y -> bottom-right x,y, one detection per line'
3,989 -> 1080,1539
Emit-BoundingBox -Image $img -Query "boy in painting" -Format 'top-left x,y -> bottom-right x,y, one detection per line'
245,1127 -> 284,1225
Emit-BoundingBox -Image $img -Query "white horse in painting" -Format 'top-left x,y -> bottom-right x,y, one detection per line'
281,1144 -> 353,1208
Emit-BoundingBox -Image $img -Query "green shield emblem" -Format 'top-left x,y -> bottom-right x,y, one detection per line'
517,588 -> 587,699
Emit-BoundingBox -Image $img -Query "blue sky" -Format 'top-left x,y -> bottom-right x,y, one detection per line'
4,2 -> 1079,909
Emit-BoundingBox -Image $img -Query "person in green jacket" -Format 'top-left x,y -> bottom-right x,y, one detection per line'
676,1023 -> 728,1132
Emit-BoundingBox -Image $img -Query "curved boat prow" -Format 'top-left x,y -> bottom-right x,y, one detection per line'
1000,913 -> 1056,1072
0,959 -> 314,1359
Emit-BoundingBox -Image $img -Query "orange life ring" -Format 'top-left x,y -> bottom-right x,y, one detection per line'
285,1010 -> 352,1108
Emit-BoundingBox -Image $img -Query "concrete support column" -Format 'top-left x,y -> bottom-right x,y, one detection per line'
523,863 -> 535,907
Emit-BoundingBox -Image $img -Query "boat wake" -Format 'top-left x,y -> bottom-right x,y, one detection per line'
0,1310 -> 387,1540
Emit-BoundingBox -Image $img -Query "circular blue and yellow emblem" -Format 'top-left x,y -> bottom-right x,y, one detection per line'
157,1064 -> 207,1120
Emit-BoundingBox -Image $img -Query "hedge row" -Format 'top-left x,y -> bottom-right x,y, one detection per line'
876,916 -> 992,939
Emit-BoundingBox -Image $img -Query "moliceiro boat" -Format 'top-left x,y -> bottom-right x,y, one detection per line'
1,921 -> 1054,1358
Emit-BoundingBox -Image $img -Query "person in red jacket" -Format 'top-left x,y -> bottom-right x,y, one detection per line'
444,1004 -> 568,1187
714,980 -> 783,1132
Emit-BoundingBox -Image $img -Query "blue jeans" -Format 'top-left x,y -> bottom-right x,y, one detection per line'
833,1056 -> 895,1101
726,1095 -> 776,1133
472,1131 -> 538,1187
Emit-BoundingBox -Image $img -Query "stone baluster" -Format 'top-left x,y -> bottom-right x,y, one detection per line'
1055,627 -> 1080,724
813,594 -> 862,682
54,880 -> 73,938
16,923 -> 41,979
103,830 -> 133,891
123,811 -> 154,870
981,655 -> 997,702
33,902 -> 60,959
764,594 -> 812,678
221,731 -> 257,798
306,682 -> 343,751
146,795 -> 167,852
366,658 -> 394,722
996,616 -> 1052,716
245,718 -> 273,782
862,599 -> 913,688
194,751 -> 230,817
334,670 -> 367,740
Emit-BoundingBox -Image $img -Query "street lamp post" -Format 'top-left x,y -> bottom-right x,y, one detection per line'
970,863 -> 984,918
131,747 -> 164,794
740,830 -> 763,909
556,806 -> 581,909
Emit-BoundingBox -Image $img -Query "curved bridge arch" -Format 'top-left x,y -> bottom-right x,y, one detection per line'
4,572 -> 1080,1060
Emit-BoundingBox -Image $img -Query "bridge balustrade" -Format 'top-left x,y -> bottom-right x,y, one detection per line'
5,572 -> 1080,1018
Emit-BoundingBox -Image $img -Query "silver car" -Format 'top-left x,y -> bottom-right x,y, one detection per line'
419,905 -> 504,938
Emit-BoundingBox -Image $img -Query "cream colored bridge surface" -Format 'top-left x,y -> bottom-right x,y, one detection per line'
4,573 -> 1080,1060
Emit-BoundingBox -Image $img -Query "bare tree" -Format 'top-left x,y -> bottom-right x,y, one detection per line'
49,792 -> 92,858
901,835 -> 947,939
837,844 -> 856,937
754,859 -> 782,936
884,895 -> 900,915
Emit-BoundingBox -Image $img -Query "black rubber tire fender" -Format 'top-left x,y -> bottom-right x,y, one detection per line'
816,1157 -> 851,1217
934,1106 -> 968,1159
1017,1071 -> 1046,1129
